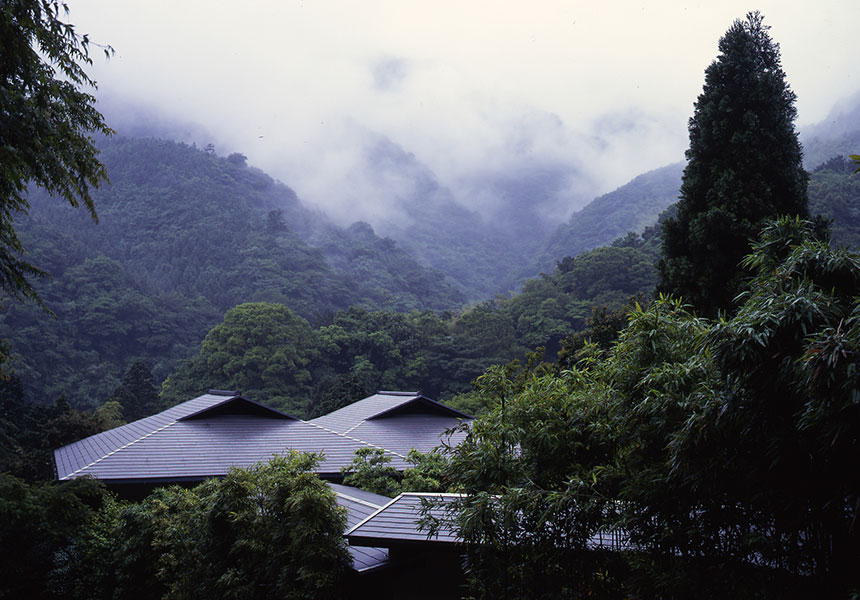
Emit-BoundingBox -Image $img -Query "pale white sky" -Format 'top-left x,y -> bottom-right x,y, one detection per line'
71,1 -> 859,223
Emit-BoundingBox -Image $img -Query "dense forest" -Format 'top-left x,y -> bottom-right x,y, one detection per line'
3,130 -> 859,416
2,4 -> 860,598
1,134 -> 665,411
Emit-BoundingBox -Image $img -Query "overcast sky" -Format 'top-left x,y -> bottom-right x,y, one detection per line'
71,1 -> 859,224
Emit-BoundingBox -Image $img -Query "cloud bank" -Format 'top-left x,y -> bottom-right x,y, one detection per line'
75,0 -> 858,229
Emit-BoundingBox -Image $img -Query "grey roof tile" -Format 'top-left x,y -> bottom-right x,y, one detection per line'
343,414 -> 470,457
55,395 -> 410,481
329,483 -> 391,572
346,493 -> 463,547
310,391 -> 471,435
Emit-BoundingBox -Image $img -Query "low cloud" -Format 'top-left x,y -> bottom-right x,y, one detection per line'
371,57 -> 409,93
74,0 -> 858,237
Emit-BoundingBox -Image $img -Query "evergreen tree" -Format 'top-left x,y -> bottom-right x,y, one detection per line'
106,361 -> 161,422
658,12 -> 809,316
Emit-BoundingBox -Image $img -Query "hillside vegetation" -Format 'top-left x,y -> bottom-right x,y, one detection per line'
1,137 -> 464,406
6,128 -> 860,412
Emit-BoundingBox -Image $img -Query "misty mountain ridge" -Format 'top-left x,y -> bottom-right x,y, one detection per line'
7,92 -> 860,408
90,91 -> 860,303
543,93 -> 860,265
95,99 -> 669,298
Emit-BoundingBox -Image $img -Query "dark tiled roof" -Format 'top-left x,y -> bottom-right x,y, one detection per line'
310,392 -> 471,434
55,390 -> 469,486
55,392 -> 247,480
346,492 -> 632,552
330,483 -> 391,572
346,493 -> 463,547
343,414 -> 470,457
54,394 -> 410,482
310,392 -> 472,457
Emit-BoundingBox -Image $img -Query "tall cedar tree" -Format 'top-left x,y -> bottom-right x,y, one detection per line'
658,12 -> 808,316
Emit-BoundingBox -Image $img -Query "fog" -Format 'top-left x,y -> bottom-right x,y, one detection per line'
72,0 -> 858,229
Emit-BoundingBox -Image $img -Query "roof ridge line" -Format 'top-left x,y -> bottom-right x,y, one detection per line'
302,420 -> 409,461
345,493 -> 403,536
61,420 -> 179,480
342,420 -> 365,435
333,489 -> 386,510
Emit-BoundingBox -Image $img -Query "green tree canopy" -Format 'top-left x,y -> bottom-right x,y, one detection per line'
161,302 -> 318,414
4,453 -> 350,600
0,0 -> 111,308
142,453 -> 350,600
444,218 -> 859,598
106,361 -> 161,422
658,11 -> 809,316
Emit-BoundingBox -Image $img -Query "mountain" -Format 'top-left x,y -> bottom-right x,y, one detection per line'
6,93 -> 860,408
1,137 -> 465,406
337,134 -> 572,300
800,92 -> 860,170
539,162 -> 684,272
808,156 -> 860,248
538,93 -> 860,272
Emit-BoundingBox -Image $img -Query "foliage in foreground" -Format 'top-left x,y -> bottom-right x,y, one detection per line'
0,0 -> 111,311
0,452 -> 350,600
441,218 -> 859,599
0,474 -> 107,599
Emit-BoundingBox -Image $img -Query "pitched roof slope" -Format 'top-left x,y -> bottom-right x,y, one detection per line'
310,391 -> 472,456
55,391 -> 252,480
54,392 -> 408,482
346,492 -> 463,547
310,391 -> 470,434
330,483 -> 391,572
343,414 -> 470,458
346,492 -> 632,552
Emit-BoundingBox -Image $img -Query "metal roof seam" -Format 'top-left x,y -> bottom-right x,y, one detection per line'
302,420 -> 409,461
345,493 -> 403,536
60,420 -> 179,480
399,492 -> 466,499
333,491 -> 386,511
342,420 -> 365,436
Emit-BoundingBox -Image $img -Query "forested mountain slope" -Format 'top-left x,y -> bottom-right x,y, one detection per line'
540,162 -> 684,272
347,135 -> 560,300
1,137 -> 464,406
5,96 -> 860,411
541,96 -> 860,269
809,155 -> 860,248
800,92 -> 860,170
25,137 -> 465,314
160,233 -> 661,417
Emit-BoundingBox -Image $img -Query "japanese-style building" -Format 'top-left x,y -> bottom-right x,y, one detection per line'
54,390 -> 472,597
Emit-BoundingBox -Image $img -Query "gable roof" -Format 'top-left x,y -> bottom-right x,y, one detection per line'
54,391 -> 249,481
309,391 -> 472,457
179,394 -> 295,421
310,391 -> 471,434
54,391 -> 410,483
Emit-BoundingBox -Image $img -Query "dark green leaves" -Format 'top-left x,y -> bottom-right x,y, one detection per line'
658,12 -> 809,317
0,0 -> 112,310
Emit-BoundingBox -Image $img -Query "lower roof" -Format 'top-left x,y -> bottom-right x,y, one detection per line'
330,483 -> 392,573
346,492 -> 464,547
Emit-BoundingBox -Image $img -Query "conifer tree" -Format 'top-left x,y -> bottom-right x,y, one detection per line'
658,12 -> 809,316
106,361 -> 161,422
